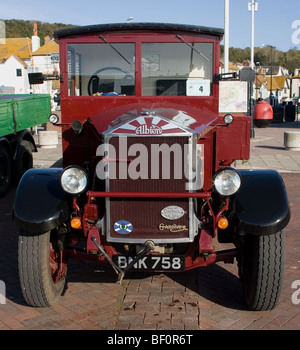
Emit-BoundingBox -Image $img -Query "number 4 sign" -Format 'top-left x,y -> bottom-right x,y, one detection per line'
186,79 -> 210,96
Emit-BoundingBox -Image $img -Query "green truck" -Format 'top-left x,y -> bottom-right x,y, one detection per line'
0,94 -> 51,196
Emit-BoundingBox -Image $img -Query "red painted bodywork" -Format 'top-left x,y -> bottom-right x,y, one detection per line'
56,26 -> 250,172
58,31 -> 217,162
54,24 -> 251,272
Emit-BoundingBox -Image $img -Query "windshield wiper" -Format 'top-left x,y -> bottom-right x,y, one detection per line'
99,35 -> 131,64
176,35 -> 209,62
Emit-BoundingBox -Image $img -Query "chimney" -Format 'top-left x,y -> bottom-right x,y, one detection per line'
44,35 -> 51,44
33,22 -> 37,36
31,22 -> 40,52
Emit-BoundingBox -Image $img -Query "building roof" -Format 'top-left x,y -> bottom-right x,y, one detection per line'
10,55 -> 28,67
255,73 -> 288,91
266,75 -> 286,91
263,66 -> 281,76
220,60 -> 239,71
0,54 -> 28,67
0,38 -> 31,60
255,74 -> 267,88
32,40 -> 59,56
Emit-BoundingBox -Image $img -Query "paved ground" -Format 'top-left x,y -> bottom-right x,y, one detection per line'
0,120 -> 300,333
235,121 -> 300,173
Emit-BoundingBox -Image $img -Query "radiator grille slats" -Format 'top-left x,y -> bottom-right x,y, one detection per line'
107,136 -> 191,241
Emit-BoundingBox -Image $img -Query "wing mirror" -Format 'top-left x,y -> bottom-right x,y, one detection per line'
217,68 -> 255,82
28,72 -> 62,85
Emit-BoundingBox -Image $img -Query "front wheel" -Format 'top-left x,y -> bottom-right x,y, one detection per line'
238,230 -> 285,311
18,230 -> 67,307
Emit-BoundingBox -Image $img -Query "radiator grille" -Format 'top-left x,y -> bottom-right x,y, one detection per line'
106,136 -> 192,242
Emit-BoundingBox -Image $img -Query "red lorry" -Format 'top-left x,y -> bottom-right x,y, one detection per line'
13,23 -> 290,311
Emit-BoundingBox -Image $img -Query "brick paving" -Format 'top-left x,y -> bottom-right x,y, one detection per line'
0,121 -> 300,331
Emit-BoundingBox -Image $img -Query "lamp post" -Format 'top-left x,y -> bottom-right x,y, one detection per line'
248,1 -> 258,69
224,0 -> 229,73
248,1 -> 258,138
270,45 -> 274,105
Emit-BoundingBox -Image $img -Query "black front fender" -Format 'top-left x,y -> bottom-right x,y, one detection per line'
13,168 -> 71,233
233,170 -> 290,235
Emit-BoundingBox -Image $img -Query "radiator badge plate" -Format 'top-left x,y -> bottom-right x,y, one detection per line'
111,116 -> 189,136
161,205 -> 185,220
114,220 -> 133,234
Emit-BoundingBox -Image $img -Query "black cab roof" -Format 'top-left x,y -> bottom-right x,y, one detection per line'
54,22 -> 224,39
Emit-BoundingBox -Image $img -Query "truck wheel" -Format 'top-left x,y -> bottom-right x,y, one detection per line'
15,140 -> 33,180
0,144 -> 12,197
239,230 -> 285,311
18,230 -> 67,307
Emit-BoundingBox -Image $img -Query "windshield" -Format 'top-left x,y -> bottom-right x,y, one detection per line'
68,43 -> 135,96
142,42 -> 213,96
67,41 -> 213,97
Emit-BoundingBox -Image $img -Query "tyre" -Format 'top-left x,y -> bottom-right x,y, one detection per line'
0,144 -> 12,197
239,230 -> 285,311
15,140 -> 33,181
18,230 -> 67,307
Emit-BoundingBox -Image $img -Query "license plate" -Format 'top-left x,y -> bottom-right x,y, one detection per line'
113,254 -> 185,271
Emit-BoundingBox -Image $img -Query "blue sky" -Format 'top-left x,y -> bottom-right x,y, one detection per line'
1,0 -> 299,52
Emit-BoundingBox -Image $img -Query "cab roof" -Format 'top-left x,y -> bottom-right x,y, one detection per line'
54,22 -> 224,39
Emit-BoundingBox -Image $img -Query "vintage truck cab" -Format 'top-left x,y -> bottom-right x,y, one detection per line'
13,23 -> 290,310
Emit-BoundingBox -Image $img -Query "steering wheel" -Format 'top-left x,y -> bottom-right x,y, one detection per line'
87,66 -> 134,96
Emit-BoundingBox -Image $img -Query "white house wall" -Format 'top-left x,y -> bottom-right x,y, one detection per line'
32,56 -> 54,74
0,56 -> 29,93
292,69 -> 300,99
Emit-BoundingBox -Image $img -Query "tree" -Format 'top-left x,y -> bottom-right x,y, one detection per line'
3,19 -> 74,45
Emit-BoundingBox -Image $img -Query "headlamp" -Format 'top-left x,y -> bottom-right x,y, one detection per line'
223,114 -> 234,125
213,168 -> 241,196
61,166 -> 88,195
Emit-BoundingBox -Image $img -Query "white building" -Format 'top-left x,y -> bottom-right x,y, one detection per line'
291,68 -> 300,100
0,23 -> 60,96
29,38 -> 60,95
0,55 -> 29,94
255,66 -> 290,104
